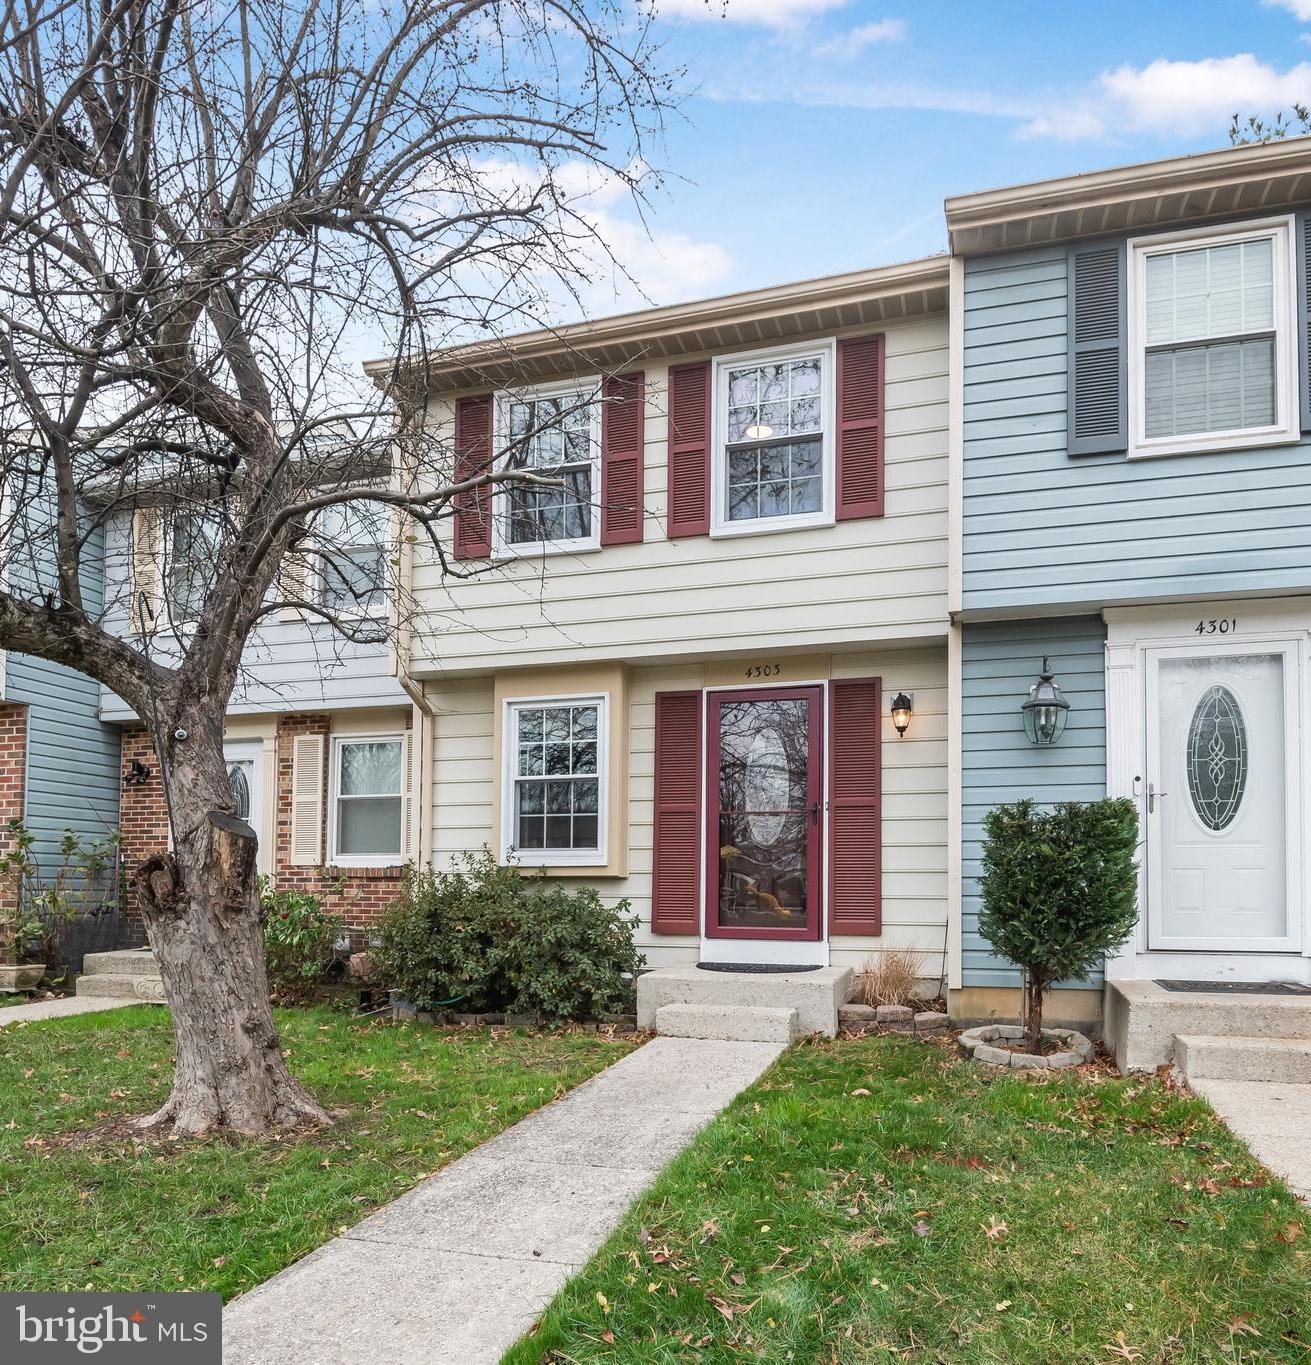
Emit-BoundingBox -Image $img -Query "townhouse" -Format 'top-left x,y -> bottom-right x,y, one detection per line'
379,261 -> 952,991
947,139 -> 1311,1056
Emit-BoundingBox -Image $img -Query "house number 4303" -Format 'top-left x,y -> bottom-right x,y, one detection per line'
743,663 -> 782,679
1195,618 -> 1238,635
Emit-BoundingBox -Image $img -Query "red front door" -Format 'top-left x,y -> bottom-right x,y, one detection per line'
705,686 -> 823,942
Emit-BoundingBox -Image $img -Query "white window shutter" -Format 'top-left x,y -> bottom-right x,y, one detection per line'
277,549 -> 310,623
290,733 -> 325,865
400,730 -> 415,862
129,508 -> 162,632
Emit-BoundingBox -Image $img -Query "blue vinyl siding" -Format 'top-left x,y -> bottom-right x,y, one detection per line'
961,616 -> 1106,989
962,245 -> 1311,614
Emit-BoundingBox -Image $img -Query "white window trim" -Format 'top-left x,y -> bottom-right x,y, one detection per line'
327,731 -> 405,868
312,490 -> 390,621
1127,215 -> 1300,461
710,337 -> 837,538
491,377 -> 603,559
501,692 -> 609,867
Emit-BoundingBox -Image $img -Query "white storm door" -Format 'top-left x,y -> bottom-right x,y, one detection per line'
1145,643 -> 1301,953
224,741 -> 265,862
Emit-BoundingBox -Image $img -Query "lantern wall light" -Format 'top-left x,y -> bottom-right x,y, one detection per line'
1021,656 -> 1070,746
889,692 -> 914,737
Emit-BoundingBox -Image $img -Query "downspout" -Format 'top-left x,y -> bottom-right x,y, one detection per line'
946,254 -> 966,1004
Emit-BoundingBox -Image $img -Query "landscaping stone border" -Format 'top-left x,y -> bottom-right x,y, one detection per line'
958,1024 -> 1094,1070
838,1003 -> 949,1039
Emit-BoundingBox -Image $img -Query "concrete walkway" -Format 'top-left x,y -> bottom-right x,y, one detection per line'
1191,1078 -> 1311,1203
0,994 -> 138,1028
224,1036 -> 784,1365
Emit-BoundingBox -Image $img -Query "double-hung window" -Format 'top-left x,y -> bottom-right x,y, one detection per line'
315,498 -> 388,617
330,734 -> 403,865
495,383 -> 600,554
166,512 -> 223,622
712,341 -> 835,534
504,697 -> 606,865
1129,218 -> 1298,458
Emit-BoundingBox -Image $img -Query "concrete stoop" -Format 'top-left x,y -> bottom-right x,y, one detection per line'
1105,979 -> 1311,1071
1175,1034 -> 1311,1085
655,1003 -> 798,1042
637,965 -> 852,1039
75,948 -> 165,1003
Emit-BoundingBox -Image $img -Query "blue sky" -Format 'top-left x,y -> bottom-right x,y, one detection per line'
587,0 -> 1311,310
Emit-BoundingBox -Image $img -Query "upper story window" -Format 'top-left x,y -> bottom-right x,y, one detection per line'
1129,218 -> 1298,459
315,498 -> 388,617
712,341 -> 835,535
503,696 -> 606,865
494,383 -> 600,555
166,512 -> 222,622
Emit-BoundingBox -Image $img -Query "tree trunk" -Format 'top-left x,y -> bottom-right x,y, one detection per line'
135,735 -> 330,1136
1024,972 -> 1046,1054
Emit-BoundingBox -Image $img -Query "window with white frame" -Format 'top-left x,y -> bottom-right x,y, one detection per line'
315,498 -> 388,617
331,734 -> 403,864
1130,219 -> 1298,457
505,698 -> 605,863
495,385 -> 600,552
166,512 -> 223,621
714,343 -> 834,533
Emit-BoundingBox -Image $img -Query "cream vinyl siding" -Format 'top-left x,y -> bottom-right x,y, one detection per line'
424,647 -> 947,974
410,314 -> 948,676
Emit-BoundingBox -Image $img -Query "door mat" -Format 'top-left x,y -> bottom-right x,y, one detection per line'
697,962 -> 823,974
1154,979 -> 1311,995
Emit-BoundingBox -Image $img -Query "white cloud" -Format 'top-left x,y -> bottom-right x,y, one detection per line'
811,16 -> 907,59
1019,53 -> 1311,141
654,0 -> 852,29
1266,0 -> 1311,20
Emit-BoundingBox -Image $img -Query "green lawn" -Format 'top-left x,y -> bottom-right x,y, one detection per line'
0,1006 -> 634,1298
507,1035 -> 1311,1365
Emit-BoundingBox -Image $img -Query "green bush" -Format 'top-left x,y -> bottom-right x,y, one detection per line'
260,881 -> 343,1001
374,851 -> 643,1022
978,797 -> 1139,1049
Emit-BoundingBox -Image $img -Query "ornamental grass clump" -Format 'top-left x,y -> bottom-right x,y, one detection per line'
978,798 -> 1139,1052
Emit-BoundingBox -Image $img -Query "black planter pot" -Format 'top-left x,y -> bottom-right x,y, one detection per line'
38,905 -> 128,975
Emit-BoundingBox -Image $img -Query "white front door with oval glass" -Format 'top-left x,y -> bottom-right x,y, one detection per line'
1145,644 -> 1301,953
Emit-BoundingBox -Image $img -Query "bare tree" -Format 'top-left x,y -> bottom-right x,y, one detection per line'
0,0 -> 672,1134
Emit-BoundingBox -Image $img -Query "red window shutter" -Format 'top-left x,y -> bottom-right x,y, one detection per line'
666,361 -> 711,537
453,394 -> 493,559
601,371 -> 645,545
836,334 -> 884,520
828,676 -> 882,936
651,690 -> 702,935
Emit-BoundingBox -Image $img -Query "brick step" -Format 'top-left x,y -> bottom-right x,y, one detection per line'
76,973 -> 166,1002
81,949 -> 160,978
1175,1034 -> 1311,1084
655,1003 -> 797,1042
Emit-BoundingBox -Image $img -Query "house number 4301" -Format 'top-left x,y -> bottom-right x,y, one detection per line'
1195,618 -> 1238,635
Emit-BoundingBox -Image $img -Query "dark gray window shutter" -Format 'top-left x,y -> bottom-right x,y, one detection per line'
1067,241 -> 1127,456
1298,210 -> 1311,434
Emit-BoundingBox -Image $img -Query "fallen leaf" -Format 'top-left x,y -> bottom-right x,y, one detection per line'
1276,1221 -> 1306,1244
850,1088 -> 871,1097
601,1329 -> 615,1344
981,1217 -> 1008,1241
596,1292 -> 610,1315
1228,1315 -> 1261,1338
1103,1332 -> 1144,1361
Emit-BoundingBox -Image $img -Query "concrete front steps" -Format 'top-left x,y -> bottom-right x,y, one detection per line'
1175,1034 -> 1311,1085
638,965 -> 851,1040
1105,979 -> 1311,1071
75,948 -> 166,1003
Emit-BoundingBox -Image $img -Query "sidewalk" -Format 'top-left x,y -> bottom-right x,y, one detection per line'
0,995 -> 138,1028
223,1035 -> 784,1365
1190,1077 -> 1311,1203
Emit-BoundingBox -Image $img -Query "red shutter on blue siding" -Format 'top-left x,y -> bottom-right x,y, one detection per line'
601,371 -> 645,545
651,690 -> 702,935
828,676 -> 882,936
666,361 -> 711,537
453,394 -> 493,559
836,334 -> 884,520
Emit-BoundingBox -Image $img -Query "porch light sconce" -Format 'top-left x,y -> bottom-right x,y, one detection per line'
123,758 -> 152,788
889,692 -> 914,737
1021,657 -> 1070,747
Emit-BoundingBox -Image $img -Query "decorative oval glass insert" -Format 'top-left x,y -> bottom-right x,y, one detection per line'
227,763 -> 252,821
743,726 -> 789,845
1185,685 -> 1248,832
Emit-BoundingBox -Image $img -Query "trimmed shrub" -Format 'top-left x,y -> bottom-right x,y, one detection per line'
374,852 -> 643,1022
978,798 -> 1138,1050
260,882 -> 342,1001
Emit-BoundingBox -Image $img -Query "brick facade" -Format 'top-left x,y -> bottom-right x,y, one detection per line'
0,702 -> 28,916
118,712 -> 408,937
